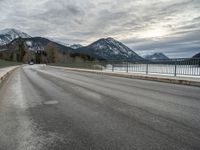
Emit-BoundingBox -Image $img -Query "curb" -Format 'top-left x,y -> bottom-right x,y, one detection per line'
48,66 -> 200,87
0,66 -> 20,84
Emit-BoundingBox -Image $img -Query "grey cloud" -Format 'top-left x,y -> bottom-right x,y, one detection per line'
0,0 -> 200,57
130,30 -> 200,58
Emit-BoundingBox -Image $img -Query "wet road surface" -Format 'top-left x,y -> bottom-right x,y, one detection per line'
0,65 -> 200,150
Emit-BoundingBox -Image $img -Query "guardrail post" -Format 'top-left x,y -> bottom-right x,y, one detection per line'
112,61 -> 114,72
127,61 -> 129,73
174,63 -> 177,77
146,63 -> 148,75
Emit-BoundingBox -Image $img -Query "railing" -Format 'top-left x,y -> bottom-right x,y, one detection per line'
105,58 -> 200,76
50,58 -> 200,77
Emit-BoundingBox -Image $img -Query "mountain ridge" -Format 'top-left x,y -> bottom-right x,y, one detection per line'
192,52 -> 200,58
144,53 -> 169,60
0,28 -> 142,61
75,37 -> 143,61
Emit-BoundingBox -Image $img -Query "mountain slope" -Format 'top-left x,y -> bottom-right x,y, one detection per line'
24,37 -> 74,52
192,52 -> 200,58
0,28 -> 31,45
75,37 -> 143,60
0,37 -> 74,53
144,53 -> 169,60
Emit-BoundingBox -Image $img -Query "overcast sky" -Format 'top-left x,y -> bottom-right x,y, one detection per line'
0,0 -> 200,58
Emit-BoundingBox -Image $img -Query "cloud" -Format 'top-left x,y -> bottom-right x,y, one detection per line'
0,0 -> 200,58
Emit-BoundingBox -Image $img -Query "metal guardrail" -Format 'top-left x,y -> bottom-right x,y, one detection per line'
105,58 -> 200,76
50,58 -> 200,77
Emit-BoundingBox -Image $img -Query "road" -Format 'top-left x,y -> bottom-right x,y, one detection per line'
0,65 -> 200,150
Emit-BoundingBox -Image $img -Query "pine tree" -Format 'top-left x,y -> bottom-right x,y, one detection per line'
17,38 -> 26,62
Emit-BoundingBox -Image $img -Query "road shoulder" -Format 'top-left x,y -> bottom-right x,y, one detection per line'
0,66 -> 20,84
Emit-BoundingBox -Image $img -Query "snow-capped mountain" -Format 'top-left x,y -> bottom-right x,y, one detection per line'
144,53 -> 169,60
0,28 -> 31,45
70,44 -> 83,49
75,37 -> 143,60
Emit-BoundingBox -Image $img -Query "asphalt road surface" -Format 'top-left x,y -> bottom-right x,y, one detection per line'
0,65 -> 200,150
